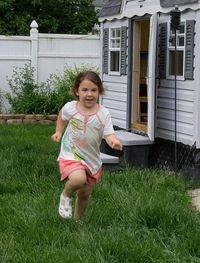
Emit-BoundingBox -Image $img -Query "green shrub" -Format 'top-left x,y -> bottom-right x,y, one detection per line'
5,64 -> 55,114
5,64 -> 99,114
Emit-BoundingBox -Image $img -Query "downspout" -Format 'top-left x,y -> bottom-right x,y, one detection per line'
170,6 -> 181,174
195,12 -> 200,149
126,18 -> 133,131
99,22 -> 104,105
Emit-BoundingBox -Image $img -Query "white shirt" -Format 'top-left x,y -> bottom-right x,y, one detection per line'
58,101 -> 114,175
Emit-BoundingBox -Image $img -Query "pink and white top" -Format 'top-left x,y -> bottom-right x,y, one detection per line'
58,101 -> 114,176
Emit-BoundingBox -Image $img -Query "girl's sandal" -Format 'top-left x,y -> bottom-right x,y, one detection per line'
59,193 -> 72,219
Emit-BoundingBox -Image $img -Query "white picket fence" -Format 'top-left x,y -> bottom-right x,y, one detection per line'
0,21 -> 100,111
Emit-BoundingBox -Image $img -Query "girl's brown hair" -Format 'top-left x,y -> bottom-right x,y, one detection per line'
71,71 -> 104,98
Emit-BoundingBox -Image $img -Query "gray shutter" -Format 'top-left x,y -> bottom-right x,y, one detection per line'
158,23 -> 167,78
103,28 -> 109,74
185,20 -> 195,80
121,26 -> 127,75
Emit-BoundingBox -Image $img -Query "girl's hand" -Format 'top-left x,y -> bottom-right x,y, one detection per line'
104,134 -> 123,151
51,132 -> 62,143
111,139 -> 123,151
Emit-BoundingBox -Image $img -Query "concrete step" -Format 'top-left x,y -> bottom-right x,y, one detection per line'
100,152 -> 119,164
100,152 -> 121,172
100,130 -> 154,169
115,130 -> 153,146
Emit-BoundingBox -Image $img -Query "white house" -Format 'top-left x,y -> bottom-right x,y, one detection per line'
99,0 -> 200,174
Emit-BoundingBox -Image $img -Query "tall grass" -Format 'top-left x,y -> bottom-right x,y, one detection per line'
1,125 -> 200,262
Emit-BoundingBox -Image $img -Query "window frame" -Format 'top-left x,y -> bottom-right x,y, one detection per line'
109,27 -> 121,75
166,20 -> 186,80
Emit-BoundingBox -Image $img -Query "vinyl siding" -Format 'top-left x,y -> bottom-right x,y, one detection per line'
156,129 -> 194,145
102,75 -> 128,129
156,11 -> 197,147
156,81 -> 195,145
101,20 -> 128,130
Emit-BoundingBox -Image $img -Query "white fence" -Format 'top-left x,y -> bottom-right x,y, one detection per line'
0,20 -> 100,111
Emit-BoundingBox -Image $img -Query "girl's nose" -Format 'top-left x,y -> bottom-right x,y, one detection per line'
87,90 -> 92,95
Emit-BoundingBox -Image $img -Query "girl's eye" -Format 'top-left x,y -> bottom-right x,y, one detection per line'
81,88 -> 88,92
81,88 -> 98,92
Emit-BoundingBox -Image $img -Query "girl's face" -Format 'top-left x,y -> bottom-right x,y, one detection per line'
76,79 -> 99,109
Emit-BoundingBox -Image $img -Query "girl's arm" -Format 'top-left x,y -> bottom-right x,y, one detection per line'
51,111 -> 68,142
104,134 -> 123,151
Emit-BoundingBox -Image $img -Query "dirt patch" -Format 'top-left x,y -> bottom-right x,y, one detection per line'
188,189 -> 200,211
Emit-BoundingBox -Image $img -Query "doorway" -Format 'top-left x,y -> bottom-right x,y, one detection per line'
132,20 -> 150,134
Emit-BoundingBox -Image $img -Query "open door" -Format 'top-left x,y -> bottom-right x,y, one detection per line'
131,14 -> 157,141
147,13 -> 157,141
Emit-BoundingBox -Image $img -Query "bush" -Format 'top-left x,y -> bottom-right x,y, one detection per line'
5,64 -> 55,114
5,64 -> 98,114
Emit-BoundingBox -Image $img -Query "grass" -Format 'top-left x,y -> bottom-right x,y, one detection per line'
1,125 -> 200,263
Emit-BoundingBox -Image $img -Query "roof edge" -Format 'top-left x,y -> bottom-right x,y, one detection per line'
99,4 -> 200,22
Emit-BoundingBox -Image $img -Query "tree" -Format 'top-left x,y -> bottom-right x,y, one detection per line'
0,0 -> 98,35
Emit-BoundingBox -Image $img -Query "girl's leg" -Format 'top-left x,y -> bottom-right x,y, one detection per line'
63,169 -> 87,198
59,169 -> 87,219
74,184 -> 93,220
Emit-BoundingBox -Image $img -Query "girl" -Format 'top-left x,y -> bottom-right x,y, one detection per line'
51,71 -> 123,220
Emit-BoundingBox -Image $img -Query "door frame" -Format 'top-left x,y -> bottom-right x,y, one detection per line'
147,13 -> 158,141
128,14 -> 157,141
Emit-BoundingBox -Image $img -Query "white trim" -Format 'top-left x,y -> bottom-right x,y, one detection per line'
147,13 -> 158,141
108,71 -> 121,76
0,36 -> 31,41
38,53 -> 99,58
0,55 -> 31,60
38,33 -> 99,40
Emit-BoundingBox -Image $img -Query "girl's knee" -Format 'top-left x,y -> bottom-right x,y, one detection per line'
68,170 -> 87,188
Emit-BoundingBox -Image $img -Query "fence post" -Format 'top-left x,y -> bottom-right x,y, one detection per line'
30,20 -> 38,83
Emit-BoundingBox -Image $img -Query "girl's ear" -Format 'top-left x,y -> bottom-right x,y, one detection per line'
75,88 -> 79,97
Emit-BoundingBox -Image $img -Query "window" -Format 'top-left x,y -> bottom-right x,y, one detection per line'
103,26 -> 127,75
167,22 -> 185,78
159,20 -> 194,80
109,28 -> 121,73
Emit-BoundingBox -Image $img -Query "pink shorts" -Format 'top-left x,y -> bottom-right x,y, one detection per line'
58,159 -> 102,186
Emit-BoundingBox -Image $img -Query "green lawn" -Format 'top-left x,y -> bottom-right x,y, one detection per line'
1,125 -> 200,263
